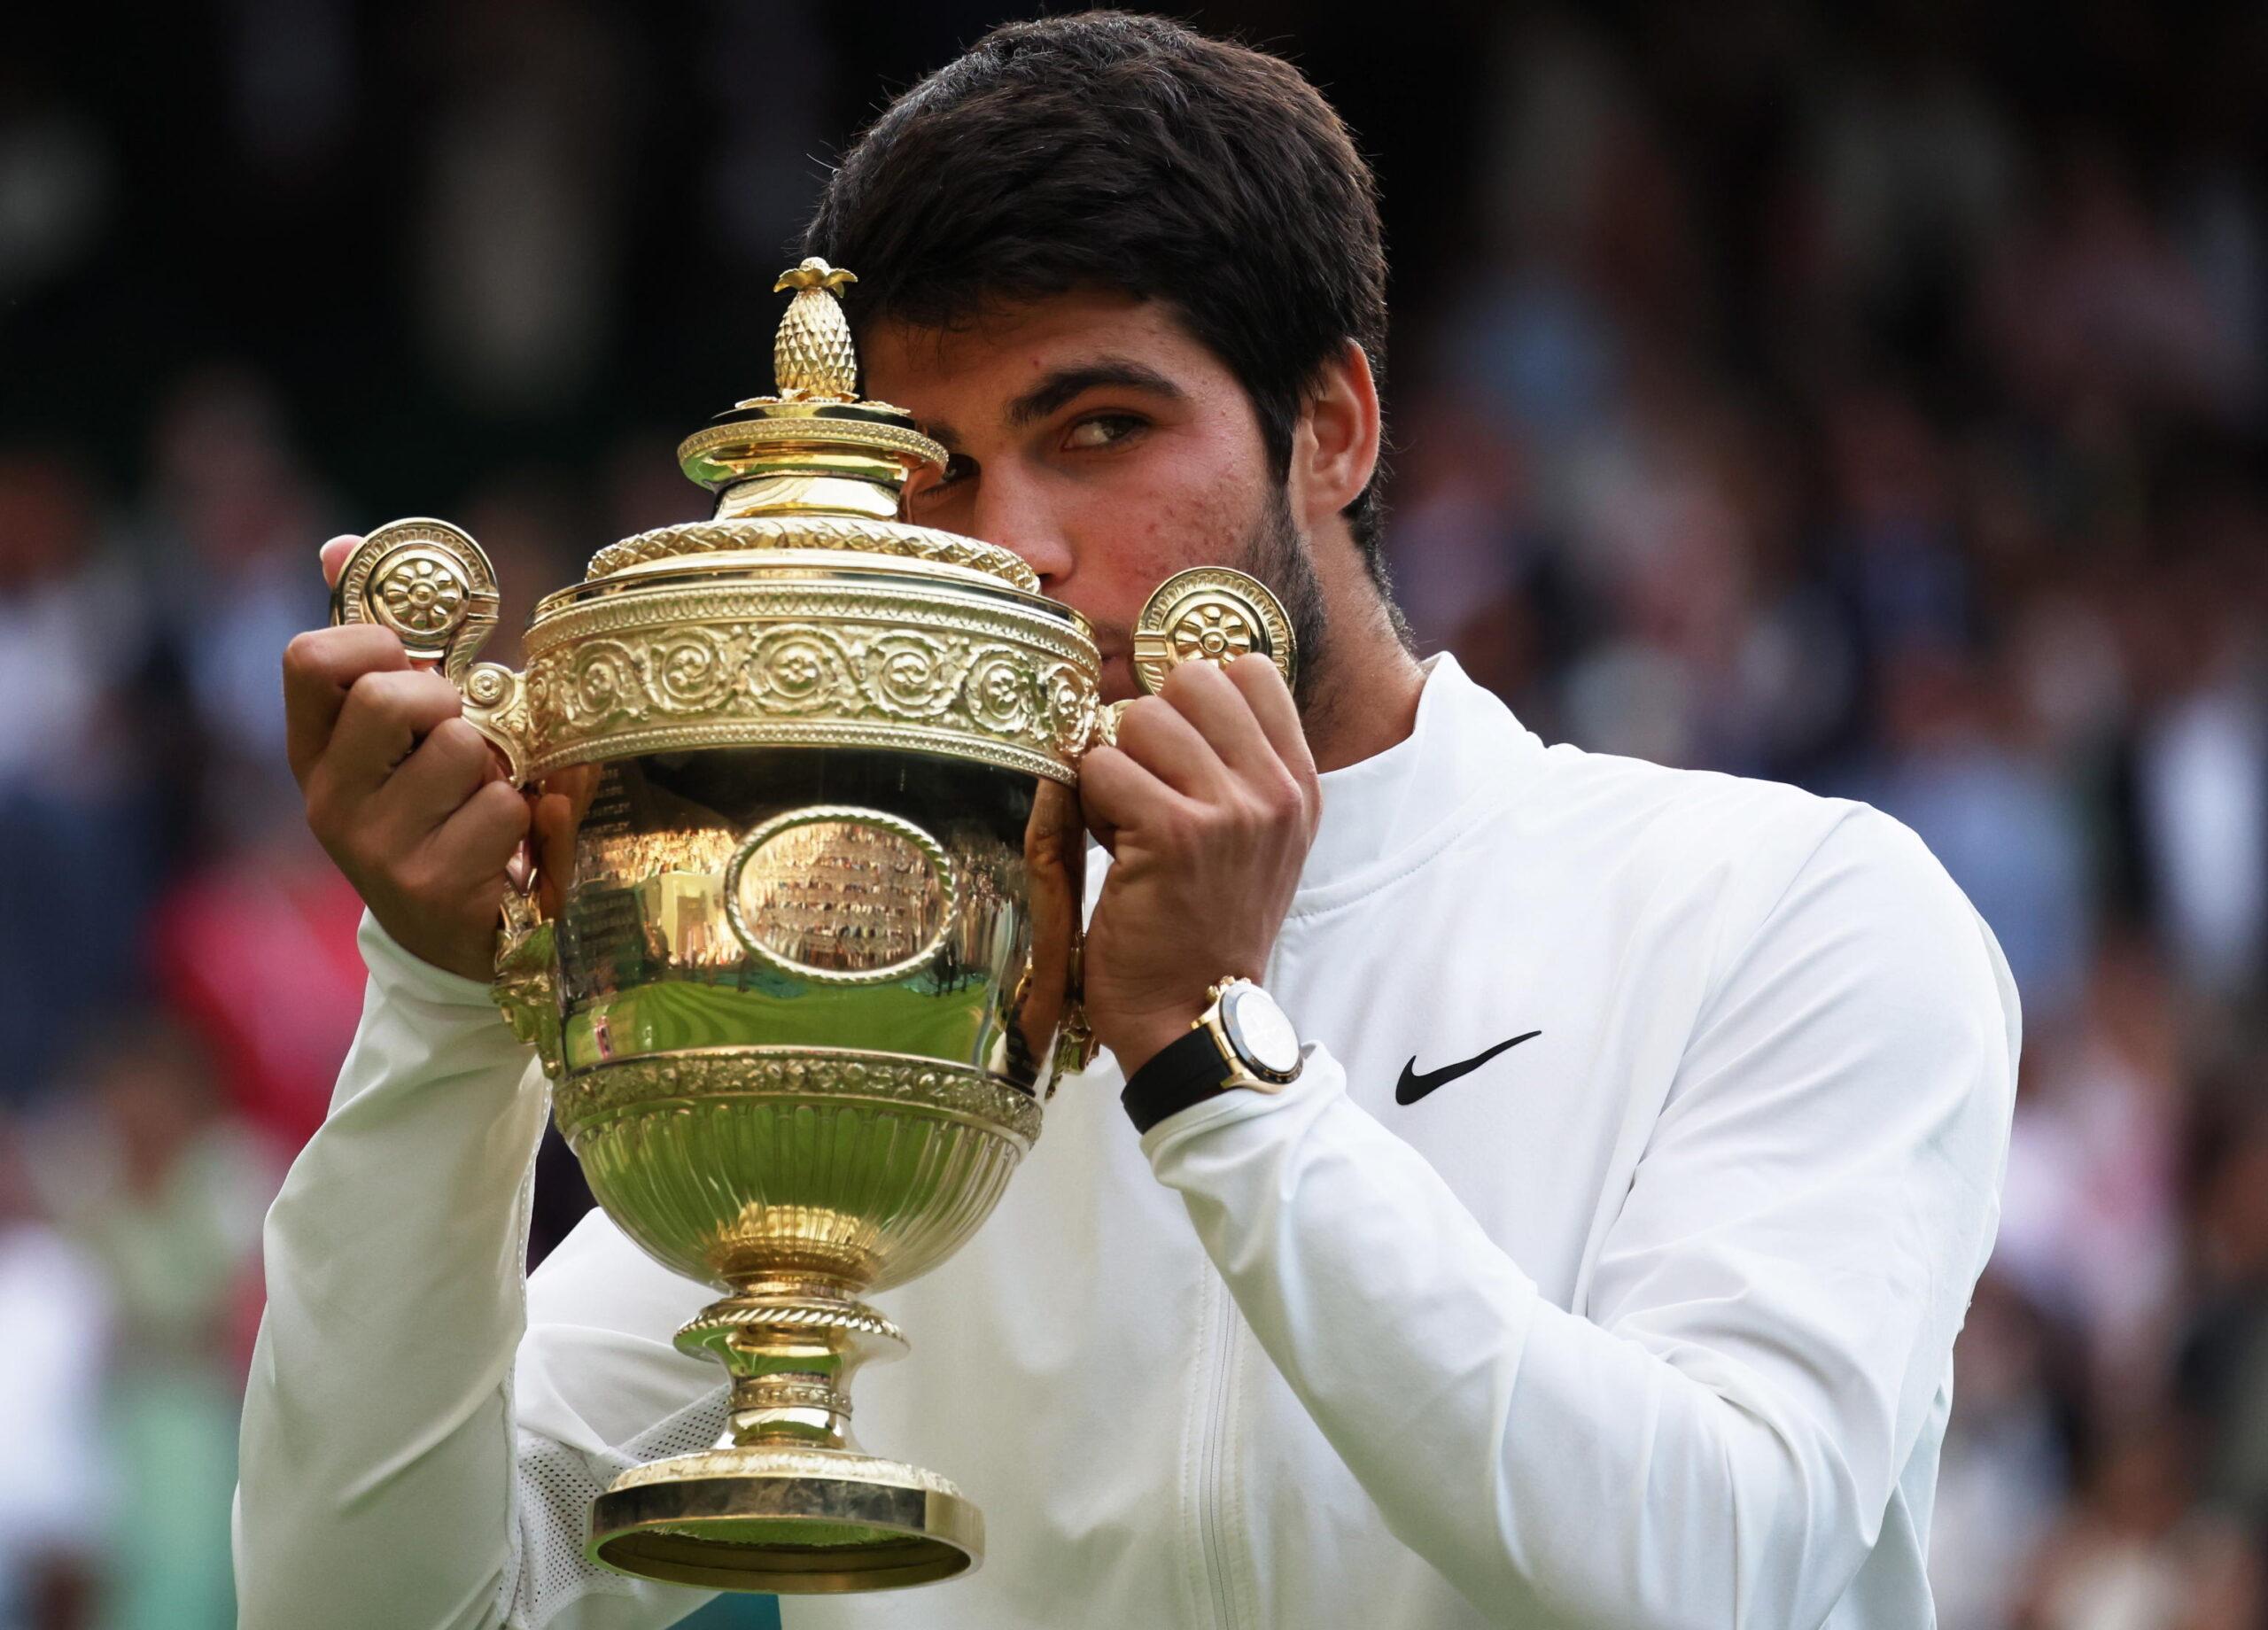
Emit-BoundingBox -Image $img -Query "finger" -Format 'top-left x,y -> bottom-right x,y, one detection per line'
1077,742 -> 1195,850
1157,657 -> 1284,783
319,669 -> 465,805
506,839 -> 536,896
370,717 -> 501,836
1225,654 -> 1317,788
529,787 -> 580,918
432,778 -> 534,873
283,624 -> 409,787
1075,774 -> 1121,857
321,534 -> 361,591
1109,695 -> 1233,801
550,762 -> 603,827
530,788 -> 578,873
1081,799 -> 1119,858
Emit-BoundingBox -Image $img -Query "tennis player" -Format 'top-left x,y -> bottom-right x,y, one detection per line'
239,14 -> 2018,1628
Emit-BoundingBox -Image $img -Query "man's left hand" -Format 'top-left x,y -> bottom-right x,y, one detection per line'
1078,654 -> 1319,1078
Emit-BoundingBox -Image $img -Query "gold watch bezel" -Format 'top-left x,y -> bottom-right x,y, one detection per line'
1196,977 -> 1301,1090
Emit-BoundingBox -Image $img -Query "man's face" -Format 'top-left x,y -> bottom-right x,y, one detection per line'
862,290 -> 1320,704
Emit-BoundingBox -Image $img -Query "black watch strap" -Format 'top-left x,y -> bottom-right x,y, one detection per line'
1121,1027 -> 1233,1134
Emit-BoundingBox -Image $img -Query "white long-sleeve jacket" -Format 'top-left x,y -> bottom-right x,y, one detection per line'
236,655 -> 2019,1629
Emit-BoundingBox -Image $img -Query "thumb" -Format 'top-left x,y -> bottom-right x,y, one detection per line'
320,534 -> 362,590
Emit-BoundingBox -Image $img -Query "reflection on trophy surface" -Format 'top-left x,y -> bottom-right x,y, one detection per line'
330,260 -> 1293,1595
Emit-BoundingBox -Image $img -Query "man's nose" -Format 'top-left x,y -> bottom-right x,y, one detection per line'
967,476 -> 1075,590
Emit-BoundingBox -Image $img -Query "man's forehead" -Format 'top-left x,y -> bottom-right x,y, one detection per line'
859,291 -> 1213,429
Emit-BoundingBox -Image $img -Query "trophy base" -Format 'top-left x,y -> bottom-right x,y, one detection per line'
586,1445 -> 983,1594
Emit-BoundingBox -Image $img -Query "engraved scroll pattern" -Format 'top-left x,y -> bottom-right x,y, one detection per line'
523,617 -> 1098,776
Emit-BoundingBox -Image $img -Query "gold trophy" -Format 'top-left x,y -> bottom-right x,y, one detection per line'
330,261 -> 1294,1595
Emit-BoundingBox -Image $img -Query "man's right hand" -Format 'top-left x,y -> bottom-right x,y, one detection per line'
284,534 -> 531,982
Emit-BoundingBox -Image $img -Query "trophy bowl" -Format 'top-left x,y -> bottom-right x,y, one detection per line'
330,260 -> 1293,1595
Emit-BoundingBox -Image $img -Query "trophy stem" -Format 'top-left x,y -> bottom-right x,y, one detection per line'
587,1279 -> 985,1593
677,1281 -> 907,1455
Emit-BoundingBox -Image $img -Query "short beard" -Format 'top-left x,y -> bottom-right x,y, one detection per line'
1235,488 -> 1329,713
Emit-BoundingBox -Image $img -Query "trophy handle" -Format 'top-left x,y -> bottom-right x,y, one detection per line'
493,890 -> 563,1079
330,517 -> 532,784
1083,564 -> 1299,754
1053,939 -> 1099,1082
330,519 -> 560,1073
1126,564 -> 1298,705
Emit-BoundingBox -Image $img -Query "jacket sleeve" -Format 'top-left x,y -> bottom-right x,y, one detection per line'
233,913 -> 723,1630
1141,809 -> 2019,1628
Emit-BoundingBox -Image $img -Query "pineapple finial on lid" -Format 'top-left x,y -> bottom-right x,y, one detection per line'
771,258 -> 860,400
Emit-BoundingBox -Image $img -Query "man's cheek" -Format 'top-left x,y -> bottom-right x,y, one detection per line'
1106,466 -> 1248,575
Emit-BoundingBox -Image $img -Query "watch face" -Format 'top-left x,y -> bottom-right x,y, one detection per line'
1221,984 -> 1301,1079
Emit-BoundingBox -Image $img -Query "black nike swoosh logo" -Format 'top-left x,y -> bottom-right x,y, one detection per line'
1395,1031 -> 1542,1106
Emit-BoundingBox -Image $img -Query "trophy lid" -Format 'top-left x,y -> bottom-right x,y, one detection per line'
594,260 -> 1037,594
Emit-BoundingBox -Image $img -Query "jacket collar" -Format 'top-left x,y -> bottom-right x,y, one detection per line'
1293,654 -> 1542,912
1081,655 -> 1542,916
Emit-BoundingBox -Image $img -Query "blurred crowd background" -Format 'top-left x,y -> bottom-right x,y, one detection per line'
4,2 -> 2265,1626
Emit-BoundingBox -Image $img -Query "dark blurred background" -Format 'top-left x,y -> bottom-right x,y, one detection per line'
4,3 -> 2265,1627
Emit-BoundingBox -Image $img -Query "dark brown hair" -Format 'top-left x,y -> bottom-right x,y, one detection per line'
803,11 -> 1392,579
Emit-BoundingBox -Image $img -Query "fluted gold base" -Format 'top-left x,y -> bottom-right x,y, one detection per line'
587,1446 -> 982,1593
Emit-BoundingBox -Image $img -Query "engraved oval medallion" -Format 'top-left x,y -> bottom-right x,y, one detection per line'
723,807 -> 956,985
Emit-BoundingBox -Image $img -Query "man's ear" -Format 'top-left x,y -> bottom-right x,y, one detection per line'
1288,338 -> 1381,532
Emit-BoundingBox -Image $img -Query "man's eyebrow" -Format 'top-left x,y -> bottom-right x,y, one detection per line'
1005,359 -> 1186,429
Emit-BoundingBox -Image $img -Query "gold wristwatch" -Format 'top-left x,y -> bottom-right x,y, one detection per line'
1120,978 -> 1302,1132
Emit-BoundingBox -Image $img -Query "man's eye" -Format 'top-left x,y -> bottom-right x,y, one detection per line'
1062,415 -> 1144,450
913,454 -> 976,501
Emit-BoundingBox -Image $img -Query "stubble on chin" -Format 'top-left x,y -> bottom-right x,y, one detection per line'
1086,492 -> 1328,713
1235,489 -> 1329,713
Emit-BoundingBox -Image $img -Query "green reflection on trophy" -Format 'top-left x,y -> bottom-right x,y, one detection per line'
330,260 -> 1293,1595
